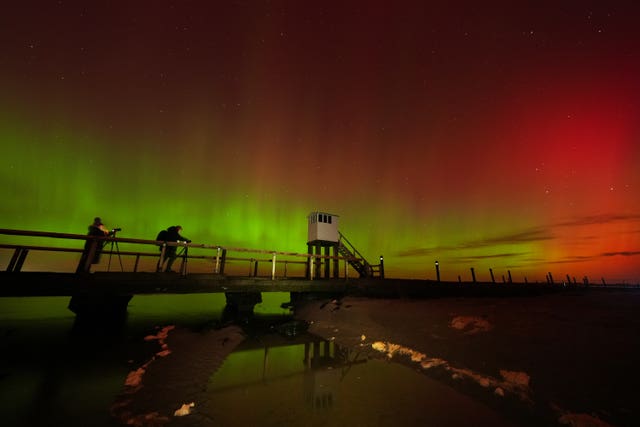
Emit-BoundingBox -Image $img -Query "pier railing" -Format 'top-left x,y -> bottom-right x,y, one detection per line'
0,228 -> 363,280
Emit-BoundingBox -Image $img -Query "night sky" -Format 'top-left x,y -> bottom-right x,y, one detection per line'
1,1 -> 639,282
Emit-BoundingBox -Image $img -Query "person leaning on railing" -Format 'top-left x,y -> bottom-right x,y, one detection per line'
156,225 -> 190,273
75,217 -> 110,273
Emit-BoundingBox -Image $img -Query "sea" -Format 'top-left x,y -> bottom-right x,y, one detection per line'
0,292 -> 517,427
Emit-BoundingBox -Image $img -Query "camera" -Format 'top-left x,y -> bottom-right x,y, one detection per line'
111,228 -> 122,233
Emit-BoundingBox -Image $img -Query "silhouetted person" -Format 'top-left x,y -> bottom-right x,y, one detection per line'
76,217 -> 110,273
156,225 -> 189,272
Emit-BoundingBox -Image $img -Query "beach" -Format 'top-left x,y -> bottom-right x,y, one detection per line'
293,288 -> 640,427
97,287 -> 640,427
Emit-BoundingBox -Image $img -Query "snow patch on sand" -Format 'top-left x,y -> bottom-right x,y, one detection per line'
111,324 -> 246,426
449,316 -> 492,334
122,325 -> 176,390
558,411 -> 615,427
371,340 -> 531,403
174,402 -> 195,417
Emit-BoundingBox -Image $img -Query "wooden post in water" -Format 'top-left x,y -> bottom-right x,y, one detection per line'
470,267 -> 476,283
489,268 -> 495,283
508,270 -> 512,283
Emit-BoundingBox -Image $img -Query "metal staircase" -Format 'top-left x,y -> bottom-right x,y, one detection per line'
337,232 -> 380,278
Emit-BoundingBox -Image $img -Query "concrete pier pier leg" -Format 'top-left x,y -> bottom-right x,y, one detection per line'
224,292 -> 262,315
68,293 -> 133,318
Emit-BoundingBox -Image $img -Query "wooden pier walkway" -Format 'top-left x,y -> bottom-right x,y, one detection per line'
0,271 -> 356,297
1,228 -> 634,316
0,269 -> 597,299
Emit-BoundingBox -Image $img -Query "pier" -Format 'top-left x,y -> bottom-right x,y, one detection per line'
0,226 -> 384,315
1,227 -> 634,317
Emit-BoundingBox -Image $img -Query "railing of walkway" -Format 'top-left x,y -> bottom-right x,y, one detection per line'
0,228 -> 362,280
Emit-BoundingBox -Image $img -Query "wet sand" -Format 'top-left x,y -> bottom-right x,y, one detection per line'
110,324 -> 246,426
293,288 -> 640,427
108,287 -> 639,426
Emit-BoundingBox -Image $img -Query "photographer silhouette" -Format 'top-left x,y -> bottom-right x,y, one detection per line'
156,225 -> 190,272
76,217 -> 110,273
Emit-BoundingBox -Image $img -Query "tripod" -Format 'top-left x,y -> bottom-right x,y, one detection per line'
106,230 -> 124,272
177,244 -> 189,275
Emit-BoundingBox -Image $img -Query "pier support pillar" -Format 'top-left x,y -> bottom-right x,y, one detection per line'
68,293 -> 133,318
306,241 -> 339,279
224,292 -> 262,315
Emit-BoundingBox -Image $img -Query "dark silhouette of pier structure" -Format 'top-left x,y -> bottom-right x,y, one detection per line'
0,213 -> 387,316
1,212 -> 634,317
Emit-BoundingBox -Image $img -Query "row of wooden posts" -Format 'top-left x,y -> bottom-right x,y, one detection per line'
434,261 -> 607,285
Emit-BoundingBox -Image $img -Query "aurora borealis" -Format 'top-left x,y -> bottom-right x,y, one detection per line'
1,1 -> 639,282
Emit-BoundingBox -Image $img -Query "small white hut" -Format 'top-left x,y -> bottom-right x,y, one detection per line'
307,211 -> 339,243
307,211 -> 340,279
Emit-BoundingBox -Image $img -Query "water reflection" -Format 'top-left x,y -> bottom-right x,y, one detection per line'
0,295 -> 517,427
196,330 -> 516,427
303,339 -> 365,411
206,333 -> 367,412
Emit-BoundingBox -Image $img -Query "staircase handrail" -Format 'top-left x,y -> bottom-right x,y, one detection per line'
338,231 -> 372,271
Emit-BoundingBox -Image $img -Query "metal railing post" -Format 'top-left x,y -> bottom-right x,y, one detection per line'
133,254 -> 140,272
271,252 -> 277,280
214,247 -> 221,273
158,244 -> 166,272
220,248 -> 227,274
